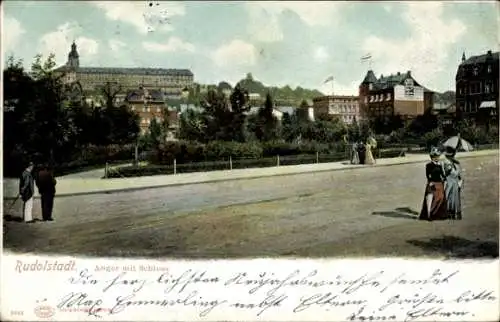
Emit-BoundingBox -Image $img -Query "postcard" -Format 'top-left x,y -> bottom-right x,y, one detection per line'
2,1 -> 499,321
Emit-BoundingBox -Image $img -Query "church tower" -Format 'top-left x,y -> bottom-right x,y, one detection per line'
67,41 -> 80,69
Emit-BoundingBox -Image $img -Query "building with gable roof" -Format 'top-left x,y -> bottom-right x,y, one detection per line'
124,88 -> 179,138
455,50 -> 499,125
358,70 -> 434,123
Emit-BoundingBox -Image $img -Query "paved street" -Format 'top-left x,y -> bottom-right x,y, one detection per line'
3,154 -> 498,259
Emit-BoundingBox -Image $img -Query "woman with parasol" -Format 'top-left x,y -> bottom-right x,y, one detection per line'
441,134 -> 469,220
418,147 -> 448,221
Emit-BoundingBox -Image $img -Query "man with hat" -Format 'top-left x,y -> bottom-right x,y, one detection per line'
19,162 -> 35,223
36,163 -> 57,221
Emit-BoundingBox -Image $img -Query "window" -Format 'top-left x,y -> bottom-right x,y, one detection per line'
157,107 -> 161,113
386,93 -> 391,101
473,67 -> 478,76
487,65 -> 492,73
404,78 -> 414,87
364,97 -> 368,103
470,82 -> 480,94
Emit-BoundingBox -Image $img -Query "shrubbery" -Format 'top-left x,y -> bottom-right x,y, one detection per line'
147,140 -> 350,165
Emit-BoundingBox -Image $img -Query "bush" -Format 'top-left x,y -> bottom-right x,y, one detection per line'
261,140 -> 345,157
205,141 -> 263,159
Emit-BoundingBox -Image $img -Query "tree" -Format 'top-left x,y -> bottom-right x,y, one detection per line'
200,89 -> 232,141
255,93 -> 279,142
281,112 -> 300,142
296,100 -> 311,123
3,53 -> 73,170
228,84 -> 251,142
100,81 -> 123,108
179,108 -> 206,142
198,85 -> 250,142
347,118 -> 361,142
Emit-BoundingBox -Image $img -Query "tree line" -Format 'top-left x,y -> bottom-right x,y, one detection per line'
3,54 -> 140,176
4,53 -> 497,176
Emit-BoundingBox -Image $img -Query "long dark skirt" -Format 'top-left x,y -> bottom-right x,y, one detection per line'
419,182 -> 448,221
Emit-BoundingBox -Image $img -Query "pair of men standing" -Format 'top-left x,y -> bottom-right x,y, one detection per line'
19,162 -> 57,223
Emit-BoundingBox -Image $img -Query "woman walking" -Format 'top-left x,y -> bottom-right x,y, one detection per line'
351,142 -> 360,164
419,147 -> 448,221
365,136 -> 377,165
443,147 -> 463,219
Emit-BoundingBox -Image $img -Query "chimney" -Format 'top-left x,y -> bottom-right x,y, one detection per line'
487,50 -> 492,55
397,72 -> 400,75
407,70 -> 411,76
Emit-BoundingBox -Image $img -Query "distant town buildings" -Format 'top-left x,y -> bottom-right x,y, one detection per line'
455,50 -> 499,125
55,42 -> 194,99
358,70 -> 434,122
312,95 -> 359,124
432,102 -> 457,130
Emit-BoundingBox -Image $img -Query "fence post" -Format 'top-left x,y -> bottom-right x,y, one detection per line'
277,155 -> 280,167
104,162 -> 108,178
174,159 -> 177,175
229,156 -> 233,170
316,151 -> 319,164
134,144 -> 138,166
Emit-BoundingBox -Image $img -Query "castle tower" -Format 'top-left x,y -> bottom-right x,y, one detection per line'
67,41 -> 80,69
461,51 -> 466,63
358,70 -> 377,120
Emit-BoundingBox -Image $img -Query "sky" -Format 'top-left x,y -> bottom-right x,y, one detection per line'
3,1 -> 499,95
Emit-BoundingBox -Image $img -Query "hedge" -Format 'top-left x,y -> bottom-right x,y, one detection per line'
105,150 -> 402,179
3,144 -> 136,178
148,140 -> 349,166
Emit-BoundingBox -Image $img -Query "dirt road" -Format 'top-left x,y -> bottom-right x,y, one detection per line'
3,154 -> 498,259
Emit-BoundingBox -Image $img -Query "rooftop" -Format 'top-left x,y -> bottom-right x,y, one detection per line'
125,88 -> 166,102
54,66 -> 194,76
313,95 -> 359,101
361,70 -> 434,92
461,50 -> 499,66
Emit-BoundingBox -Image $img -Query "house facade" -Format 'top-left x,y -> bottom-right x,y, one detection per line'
455,50 -> 499,125
312,95 -> 359,124
359,70 -> 434,123
124,88 -> 179,139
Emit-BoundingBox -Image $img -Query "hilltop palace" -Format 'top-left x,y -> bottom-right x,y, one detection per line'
54,42 -> 194,101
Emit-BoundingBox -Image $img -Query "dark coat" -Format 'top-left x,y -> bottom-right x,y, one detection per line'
19,170 -> 35,201
426,161 -> 446,183
36,169 -> 57,195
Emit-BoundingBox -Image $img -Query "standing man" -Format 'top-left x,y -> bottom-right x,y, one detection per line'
36,163 -> 57,221
358,142 -> 366,165
19,162 -> 35,223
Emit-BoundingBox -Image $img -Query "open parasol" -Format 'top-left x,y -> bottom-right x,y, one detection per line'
442,134 -> 474,152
